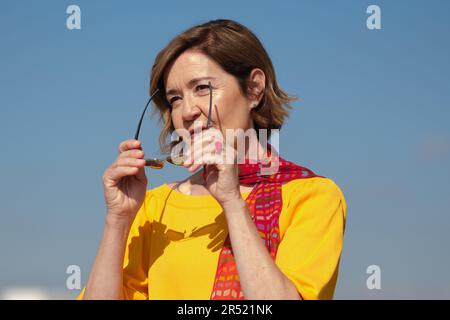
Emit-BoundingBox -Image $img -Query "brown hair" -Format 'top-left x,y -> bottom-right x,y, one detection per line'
149,19 -> 296,152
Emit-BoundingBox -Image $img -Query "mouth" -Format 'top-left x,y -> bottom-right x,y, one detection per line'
188,124 -> 208,138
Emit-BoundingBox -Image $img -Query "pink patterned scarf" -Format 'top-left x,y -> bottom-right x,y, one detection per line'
210,145 -> 321,299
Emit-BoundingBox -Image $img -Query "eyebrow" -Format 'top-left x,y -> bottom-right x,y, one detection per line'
165,76 -> 216,97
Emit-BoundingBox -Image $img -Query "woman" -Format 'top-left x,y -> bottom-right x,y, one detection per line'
78,19 -> 347,300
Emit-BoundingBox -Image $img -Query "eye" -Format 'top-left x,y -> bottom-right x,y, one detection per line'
168,96 -> 181,106
195,84 -> 210,92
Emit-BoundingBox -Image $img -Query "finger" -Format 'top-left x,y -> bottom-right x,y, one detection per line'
191,155 -> 221,175
119,149 -> 145,159
202,127 -> 222,140
118,139 -> 141,154
106,166 -> 140,183
221,142 -> 237,165
193,140 -> 215,164
184,135 -> 214,166
188,153 -> 221,173
115,157 -> 146,168
189,129 -> 220,150
195,129 -> 222,150
185,141 -> 215,169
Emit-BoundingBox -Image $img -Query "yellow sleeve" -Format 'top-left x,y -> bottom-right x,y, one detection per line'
276,178 -> 347,300
76,191 -> 153,300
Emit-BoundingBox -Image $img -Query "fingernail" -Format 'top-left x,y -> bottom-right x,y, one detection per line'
215,140 -> 222,154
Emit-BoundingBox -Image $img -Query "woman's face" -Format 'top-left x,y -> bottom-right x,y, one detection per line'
164,50 -> 260,140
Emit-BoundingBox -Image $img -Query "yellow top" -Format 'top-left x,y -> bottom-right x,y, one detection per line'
78,176 -> 347,300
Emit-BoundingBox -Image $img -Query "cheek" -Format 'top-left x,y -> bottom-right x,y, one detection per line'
170,109 -> 183,128
216,95 -> 250,127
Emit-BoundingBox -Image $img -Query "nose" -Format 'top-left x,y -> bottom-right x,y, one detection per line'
181,95 -> 202,122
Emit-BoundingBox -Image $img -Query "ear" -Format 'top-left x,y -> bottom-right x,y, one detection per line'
247,68 -> 266,111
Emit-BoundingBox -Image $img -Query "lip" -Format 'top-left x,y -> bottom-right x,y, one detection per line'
188,124 -> 208,138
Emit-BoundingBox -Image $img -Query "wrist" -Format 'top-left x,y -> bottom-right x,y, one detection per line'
221,196 -> 247,213
105,213 -> 132,230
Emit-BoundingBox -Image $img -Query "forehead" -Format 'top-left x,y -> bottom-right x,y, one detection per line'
164,50 -> 222,89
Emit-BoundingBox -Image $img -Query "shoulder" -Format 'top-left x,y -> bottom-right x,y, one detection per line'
281,176 -> 347,222
278,176 -> 347,237
283,176 -> 345,204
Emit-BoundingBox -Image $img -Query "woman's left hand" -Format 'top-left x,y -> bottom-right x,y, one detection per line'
182,128 -> 242,206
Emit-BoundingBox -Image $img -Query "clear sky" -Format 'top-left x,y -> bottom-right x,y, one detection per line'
1,0 -> 450,299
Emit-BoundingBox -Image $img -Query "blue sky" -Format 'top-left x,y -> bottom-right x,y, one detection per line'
1,0 -> 450,299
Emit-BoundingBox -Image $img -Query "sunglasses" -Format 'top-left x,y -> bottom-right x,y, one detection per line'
134,82 -> 213,169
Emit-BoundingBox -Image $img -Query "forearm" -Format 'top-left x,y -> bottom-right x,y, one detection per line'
83,214 -> 131,300
222,199 -> 302,300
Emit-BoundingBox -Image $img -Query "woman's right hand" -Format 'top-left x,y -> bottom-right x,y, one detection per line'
102,139 -> 148,221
